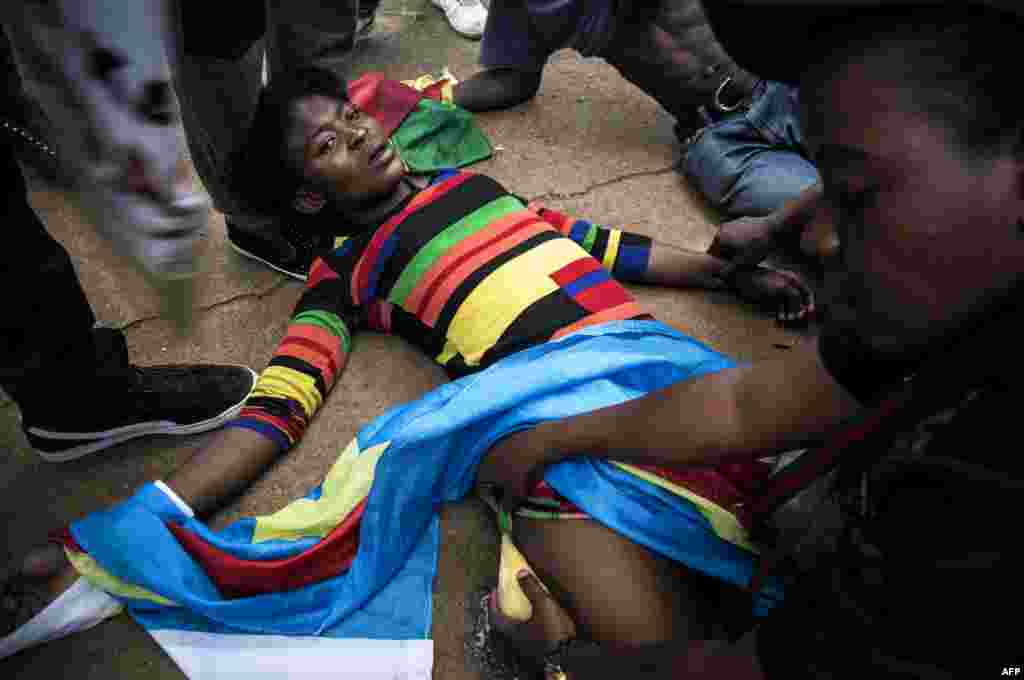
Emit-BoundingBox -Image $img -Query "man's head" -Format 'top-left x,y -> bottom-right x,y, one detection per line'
711,2 -> 1024,360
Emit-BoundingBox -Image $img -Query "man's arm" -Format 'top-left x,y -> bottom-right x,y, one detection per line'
478,339 -> 859,508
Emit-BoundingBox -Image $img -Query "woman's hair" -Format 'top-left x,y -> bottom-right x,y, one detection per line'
801,5 -> 1024,159
230,67 -> 349,219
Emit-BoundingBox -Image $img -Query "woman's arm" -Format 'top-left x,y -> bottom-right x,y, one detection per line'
168,252 -> 362,518
531,203 -> 814,320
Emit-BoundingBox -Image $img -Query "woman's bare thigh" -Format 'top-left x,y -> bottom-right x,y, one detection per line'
512,516 -> 707,648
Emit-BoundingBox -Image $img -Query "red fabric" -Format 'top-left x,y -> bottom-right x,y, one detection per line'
165,499 -> 368,599
574,279 -> 634,313
527,460 -> 772,529
52,527 -> 83,552
550,256 -> 602,287
307,258 -> 342,289
347,73 -> 424,138
352,171 -> 473,304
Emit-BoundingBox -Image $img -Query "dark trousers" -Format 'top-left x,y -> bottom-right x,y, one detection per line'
0,137 -> 131,427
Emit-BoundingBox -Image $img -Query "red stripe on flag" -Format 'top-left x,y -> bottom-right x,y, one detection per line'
166,498 -> 369,599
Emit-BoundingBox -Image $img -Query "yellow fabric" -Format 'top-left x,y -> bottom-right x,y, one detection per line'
437,238 -> 583,367
602,229 -> 622,271
252,439 -> 391,543
611,462 -> 758,554
251,365 -> 323,420
401,73 -> 457,104
66,548 -> 177,607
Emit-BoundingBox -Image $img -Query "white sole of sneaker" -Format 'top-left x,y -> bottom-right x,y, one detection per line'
25,366 -> 259,463
227,239 -> 309,282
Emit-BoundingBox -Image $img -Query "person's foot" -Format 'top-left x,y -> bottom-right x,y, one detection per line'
454,69 -> 543,112
431,0 -> 488,39
21,330 -> 257,462
226,220 -> 333,281
1,545 -> 76,639
488,570 -> 578,667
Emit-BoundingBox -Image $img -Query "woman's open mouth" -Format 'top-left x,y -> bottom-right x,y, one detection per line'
368,141 -> 394,168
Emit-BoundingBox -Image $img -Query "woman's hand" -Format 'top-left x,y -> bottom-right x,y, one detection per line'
730,266 -> 815,324
476,423 -> 560,514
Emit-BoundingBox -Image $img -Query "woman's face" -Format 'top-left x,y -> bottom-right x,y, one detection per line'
802,56 -> 1024,359
285,94 -> 405,204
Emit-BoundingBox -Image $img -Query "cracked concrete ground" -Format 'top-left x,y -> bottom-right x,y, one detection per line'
1,1 -> 812,677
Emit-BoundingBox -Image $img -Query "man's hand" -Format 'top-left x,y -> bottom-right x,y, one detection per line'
477,423 -> 560,514
710,214 -> 782,265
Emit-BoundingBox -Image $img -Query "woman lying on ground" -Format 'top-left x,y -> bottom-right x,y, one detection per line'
1,67 -> 816,672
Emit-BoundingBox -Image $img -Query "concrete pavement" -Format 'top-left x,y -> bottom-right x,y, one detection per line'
1,1 -> 809,677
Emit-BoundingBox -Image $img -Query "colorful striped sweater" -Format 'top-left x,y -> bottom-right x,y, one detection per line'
228,170 -> 653,450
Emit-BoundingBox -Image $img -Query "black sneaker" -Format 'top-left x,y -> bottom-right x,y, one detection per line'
226,220 -> 332,281
20,330 -> 257,462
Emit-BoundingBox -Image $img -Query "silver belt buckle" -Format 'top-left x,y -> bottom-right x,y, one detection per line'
714,75 -> 745,113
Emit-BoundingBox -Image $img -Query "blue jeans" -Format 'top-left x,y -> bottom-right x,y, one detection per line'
683,81 -> 819,218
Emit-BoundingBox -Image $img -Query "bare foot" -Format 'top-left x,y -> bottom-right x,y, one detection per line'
488,570 -> 577,665
1,544 -> 76,637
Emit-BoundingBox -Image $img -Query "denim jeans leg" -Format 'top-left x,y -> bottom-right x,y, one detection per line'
683,81 -> 819,218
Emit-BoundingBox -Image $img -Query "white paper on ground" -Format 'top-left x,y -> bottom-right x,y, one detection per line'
151,630 -> 434,680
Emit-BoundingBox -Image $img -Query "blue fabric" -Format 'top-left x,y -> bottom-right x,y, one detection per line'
563,268 -> 611,296
546,460 -> 784,614
684,82 -> 820,218
71,319 -> 780,643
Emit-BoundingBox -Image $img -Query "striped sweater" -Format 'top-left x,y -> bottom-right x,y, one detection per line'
229,170 -> 653,450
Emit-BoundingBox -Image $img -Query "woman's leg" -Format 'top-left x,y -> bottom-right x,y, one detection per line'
510,516 -> 708,648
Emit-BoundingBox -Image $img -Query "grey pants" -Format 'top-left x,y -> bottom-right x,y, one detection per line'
5,0 -> 362,228
170,0 -> 362,227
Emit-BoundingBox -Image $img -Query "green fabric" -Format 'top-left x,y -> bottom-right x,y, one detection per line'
388,195 -> 522,307
391,99 -> 492,173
